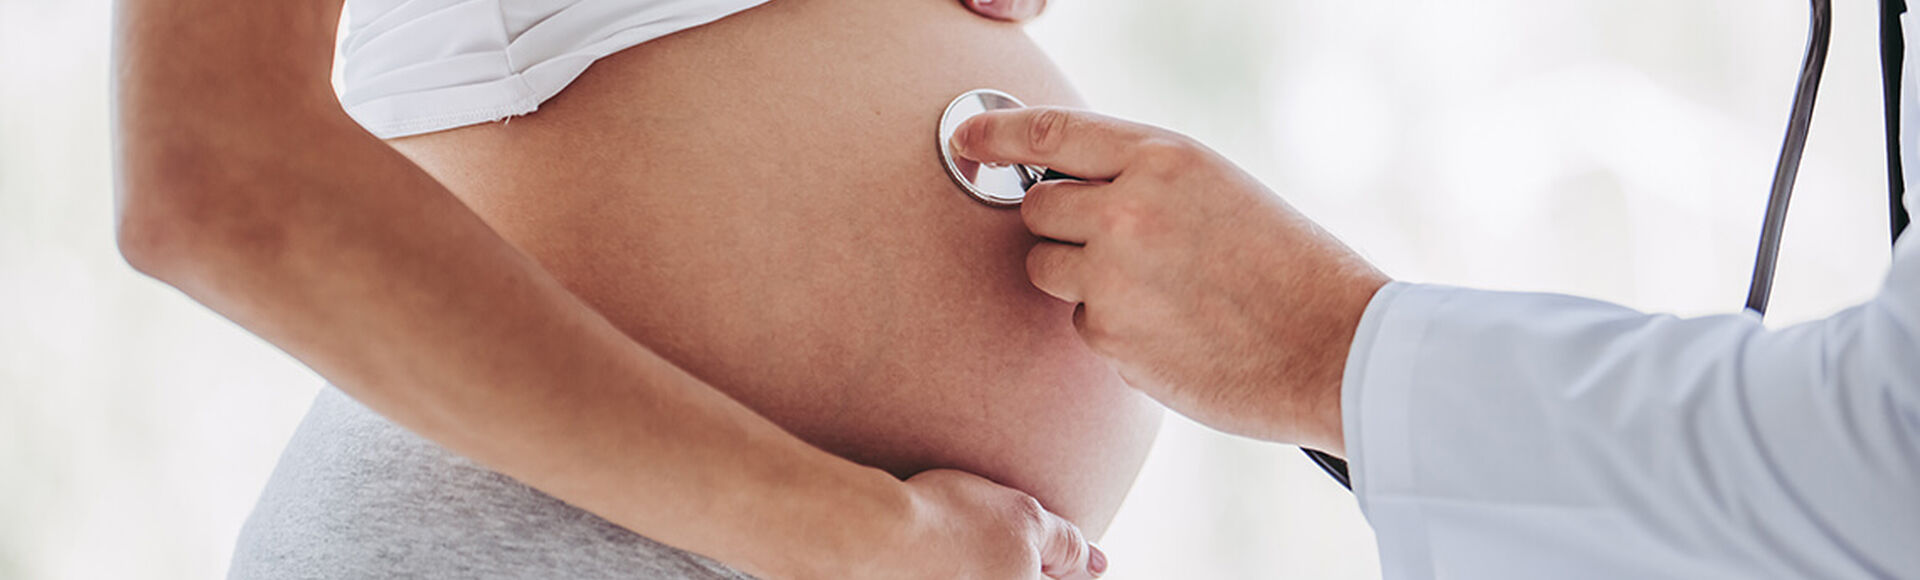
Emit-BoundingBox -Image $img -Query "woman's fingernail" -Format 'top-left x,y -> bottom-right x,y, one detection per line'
1088,543 -> 1108,576
973,0 -> 1014,19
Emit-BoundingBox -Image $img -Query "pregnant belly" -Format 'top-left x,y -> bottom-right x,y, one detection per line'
387,0 -> 1160,534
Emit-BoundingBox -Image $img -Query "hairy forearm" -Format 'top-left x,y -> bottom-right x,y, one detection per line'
111,1 -> 902,577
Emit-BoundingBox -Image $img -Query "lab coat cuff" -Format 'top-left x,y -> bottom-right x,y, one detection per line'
1341,281 -> 1458,514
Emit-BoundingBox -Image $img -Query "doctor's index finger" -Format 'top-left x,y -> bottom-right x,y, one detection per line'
948,107 -> 1163,182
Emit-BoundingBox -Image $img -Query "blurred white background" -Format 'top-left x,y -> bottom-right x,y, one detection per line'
0,0 -> 1898,578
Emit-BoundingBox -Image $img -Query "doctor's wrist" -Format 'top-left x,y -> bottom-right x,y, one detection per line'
1282,271 -> 1390,458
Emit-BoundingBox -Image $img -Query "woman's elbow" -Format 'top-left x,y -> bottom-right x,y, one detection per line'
115,199 -> 176,278
113,150 -> 291,282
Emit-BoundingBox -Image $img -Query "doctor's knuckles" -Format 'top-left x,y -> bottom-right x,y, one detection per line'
949,108 -> 1388,456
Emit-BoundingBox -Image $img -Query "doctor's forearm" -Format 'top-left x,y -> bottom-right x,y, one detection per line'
1342,278 -> 1920,576
110,1 -> 918,577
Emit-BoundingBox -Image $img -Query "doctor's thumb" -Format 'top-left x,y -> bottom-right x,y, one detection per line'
964,0 -> 1047,22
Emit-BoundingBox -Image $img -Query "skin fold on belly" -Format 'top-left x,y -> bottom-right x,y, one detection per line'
387,0 -> 1161,534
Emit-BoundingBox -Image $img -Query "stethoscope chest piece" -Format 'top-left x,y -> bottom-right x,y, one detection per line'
939,88 -> 1048,207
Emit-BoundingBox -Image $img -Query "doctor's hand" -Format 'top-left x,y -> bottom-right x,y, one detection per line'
962,0 -> 1047,22
949,108 -> 1389,455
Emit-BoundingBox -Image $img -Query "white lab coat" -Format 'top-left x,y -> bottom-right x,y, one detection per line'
1339,18 -> 1920,580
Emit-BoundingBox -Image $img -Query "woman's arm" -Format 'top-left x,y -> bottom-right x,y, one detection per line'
110,1 -> 1098,578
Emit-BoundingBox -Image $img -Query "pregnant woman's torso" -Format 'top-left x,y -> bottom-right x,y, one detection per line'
387,0 -> 1161,533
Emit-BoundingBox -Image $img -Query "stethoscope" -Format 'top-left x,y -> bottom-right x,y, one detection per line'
936,0 -> 1911,491
938,89 -> 1079,205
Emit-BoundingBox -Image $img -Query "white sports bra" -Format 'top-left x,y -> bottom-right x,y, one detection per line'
337,0 -> 772,138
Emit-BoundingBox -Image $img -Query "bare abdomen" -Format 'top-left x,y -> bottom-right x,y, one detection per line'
388,0 -> 1160,534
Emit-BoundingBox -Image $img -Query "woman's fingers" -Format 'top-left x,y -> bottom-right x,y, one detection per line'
899,469 -> 1106,579
1036,509 -> 1104,579
963,0 -> 1047,22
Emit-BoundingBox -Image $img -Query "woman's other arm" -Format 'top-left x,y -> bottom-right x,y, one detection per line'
110,1 -> 1099,578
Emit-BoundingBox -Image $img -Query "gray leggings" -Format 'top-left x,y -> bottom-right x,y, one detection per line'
230,387 -> 756,580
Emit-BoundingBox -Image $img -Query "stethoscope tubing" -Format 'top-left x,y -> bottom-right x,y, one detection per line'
1746,0 -> 1834,316
1883,0 -> 1912,242
1309,0 -> 1860,491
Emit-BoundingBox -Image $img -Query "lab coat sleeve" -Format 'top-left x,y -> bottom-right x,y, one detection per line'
1342,235 -> 1920,579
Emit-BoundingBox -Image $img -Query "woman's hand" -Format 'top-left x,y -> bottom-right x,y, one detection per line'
963,0 -> 1048,22
875,470 -> 1105,580
947,107 -> 1391,456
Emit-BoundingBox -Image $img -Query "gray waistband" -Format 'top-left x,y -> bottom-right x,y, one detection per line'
230,386 -> 756,580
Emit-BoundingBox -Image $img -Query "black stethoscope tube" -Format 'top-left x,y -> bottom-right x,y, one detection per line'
1305,448 -> 1350,490
1307,0 -> 1911,491
1746,0 -> 1833,316
1885,0 -> 1912,242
